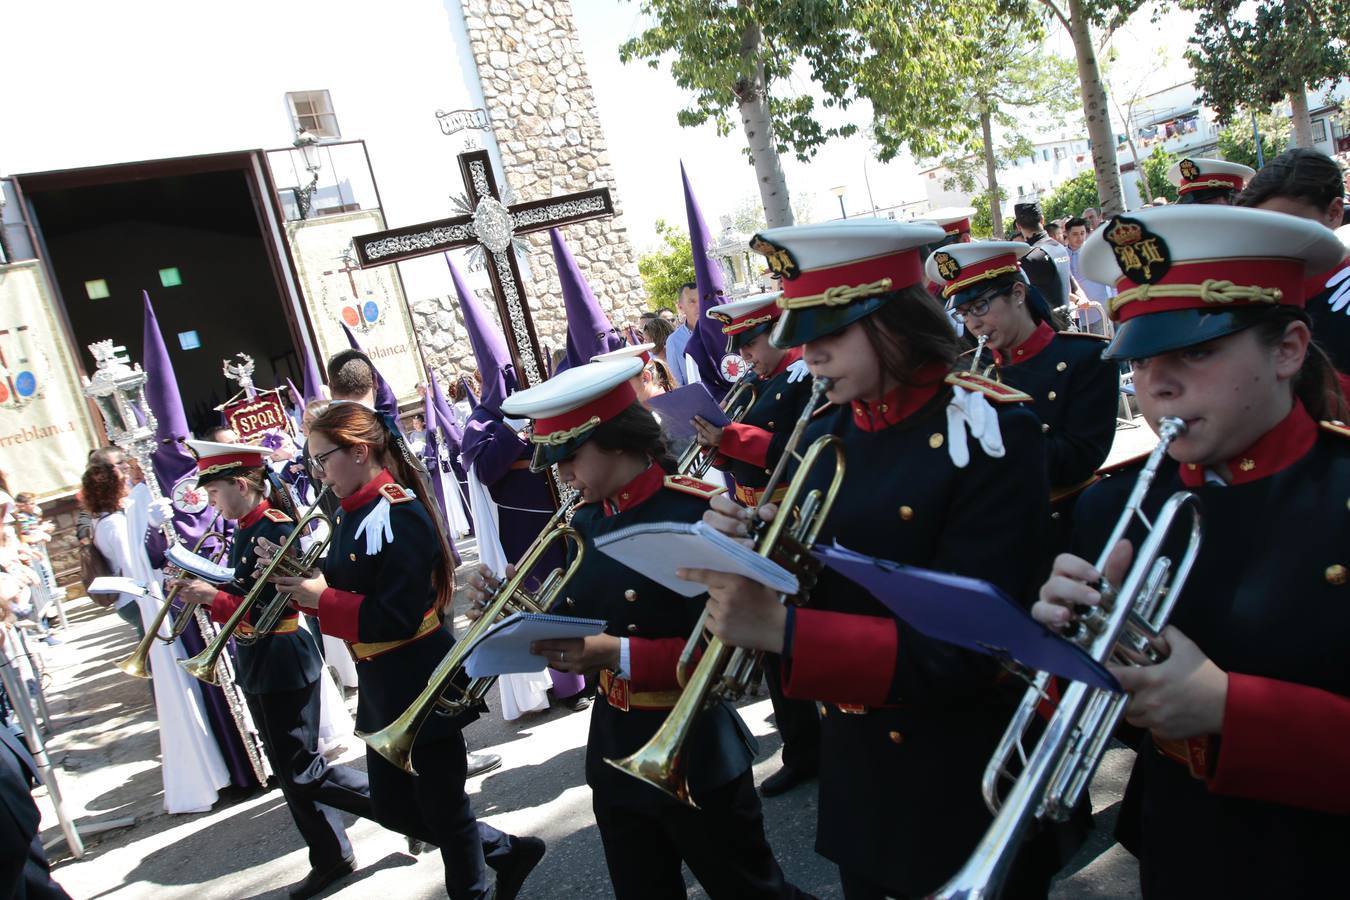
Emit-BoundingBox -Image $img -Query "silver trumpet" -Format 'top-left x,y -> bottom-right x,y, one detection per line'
933,416 -> 1202,899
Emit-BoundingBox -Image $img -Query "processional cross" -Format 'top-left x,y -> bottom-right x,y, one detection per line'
352,149 -> 615,388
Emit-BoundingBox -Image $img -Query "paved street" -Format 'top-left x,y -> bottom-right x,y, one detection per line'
25,423 -> 1156,899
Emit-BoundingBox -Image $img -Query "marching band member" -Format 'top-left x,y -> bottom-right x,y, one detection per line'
1032,205 -> 1350,897
1166,157 -> 1255,206
267,403 -> 545,900
926,241 -> 1119,549
697,291 -> 822,796
169,441 -> 372,899
684,220 -> 1058,898
468,358 -> 802,900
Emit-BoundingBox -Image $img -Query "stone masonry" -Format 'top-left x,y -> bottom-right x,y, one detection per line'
411,0 -> 651,385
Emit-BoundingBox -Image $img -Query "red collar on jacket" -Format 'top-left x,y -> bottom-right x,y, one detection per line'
238,499 -> 271,529
850,361 -> 948,433
767,346 -> 804,379
341,468 -> 395,511
1178,401 -> 1318,488
604,463 -> 665,516
992,321 -> 1056,366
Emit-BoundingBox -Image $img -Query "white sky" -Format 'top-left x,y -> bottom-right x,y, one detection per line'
571,1 -> 1200,250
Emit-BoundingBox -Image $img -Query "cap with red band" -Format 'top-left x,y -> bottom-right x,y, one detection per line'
924,241 -> 1034,300
706,291 -> 783,352
500,358 -> 644,470
1080,206 -> 1346,360
185,439 -> 274,484
925,206 -> 977,237
1167,157 -> 1254,197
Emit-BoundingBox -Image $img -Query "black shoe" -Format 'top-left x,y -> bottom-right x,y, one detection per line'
558,692 -> 592,712
288,855 -> 356,899
493,836 -> 546,900
760,764 -> 816,798
466,751 -> 503,778
407,836 -> 432,854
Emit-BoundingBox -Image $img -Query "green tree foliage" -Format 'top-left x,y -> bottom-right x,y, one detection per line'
1182,1 -> 1350,136
637,220 -> 696,311
1041,169 -> 1101,223
969,187 -> 1009,239
1216,111 -> 1293,170
1140,147 -> 1179,205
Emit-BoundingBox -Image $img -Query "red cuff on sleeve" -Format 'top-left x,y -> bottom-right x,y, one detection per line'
210,591 -> 242,625
784,608 -> 897,706
718,422 -> 773,468
1208,672 -> 1350,814
628,637 -> 690,692
317,587 -> 366,643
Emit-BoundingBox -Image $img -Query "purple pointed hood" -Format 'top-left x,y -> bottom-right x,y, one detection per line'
460,376 -> 479,411
551,228 -> 625,373
299,339 -> 325,404
141,291 -> 220,544
340,322 -> 400,420
447,255 -> 514,414
681,163 -> 734,400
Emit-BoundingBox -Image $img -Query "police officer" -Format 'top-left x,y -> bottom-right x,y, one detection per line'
926,241 -> 1120,549
696,291 -> 821,796
268,404 -> 544,900
1013,201 -> 1073,317
684,219 -> 1056,898
1033,204 -> 1350,897
170,440 -> 373,899
472,358 -> 802,900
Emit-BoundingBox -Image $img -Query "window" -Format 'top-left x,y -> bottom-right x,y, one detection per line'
1041,148 -> 1051,161
177,331 -> 201,351
1053,146 -> 1066,160
286,90 -> 340,140
1311,118 -> 1328,145
158,267 -> 182,287
84,279 -> 109,300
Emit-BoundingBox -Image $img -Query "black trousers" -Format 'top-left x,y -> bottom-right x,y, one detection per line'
593,770 -> 801,900
365,732 -> 516,900
761,653 -> 820,773
244,681 -> 373,870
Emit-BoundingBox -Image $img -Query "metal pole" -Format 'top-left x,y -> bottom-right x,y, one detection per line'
1251,110 -> 1265,169
837,196 -> 847,219
13,627 -> 52,733
0,640 -> 84,858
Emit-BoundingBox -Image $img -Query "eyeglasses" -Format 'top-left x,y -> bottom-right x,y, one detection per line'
951,292 -> 1006,323
308,445 -> 348,475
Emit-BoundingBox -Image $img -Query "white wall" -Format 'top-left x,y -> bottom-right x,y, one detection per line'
0,0 -> 502,304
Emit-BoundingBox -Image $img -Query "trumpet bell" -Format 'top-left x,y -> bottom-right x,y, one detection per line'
605,747 -> 693,807
354,724 -> 417,775
178,652 -> 220,685
115,653 -> 151,679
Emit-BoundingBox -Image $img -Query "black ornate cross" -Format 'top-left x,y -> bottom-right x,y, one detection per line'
352,149 -> 615,388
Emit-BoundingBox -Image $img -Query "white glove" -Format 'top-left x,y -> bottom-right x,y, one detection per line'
147,497 -> 175,527
945,386 -> 1006,469
785,359 -> 811,383
1325,265 -> 1350,314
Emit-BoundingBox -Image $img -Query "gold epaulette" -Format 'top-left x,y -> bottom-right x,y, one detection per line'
262,508 -> 293,524
944,371 -> 1033,404
1056,330 -> 1110,341
1320,420 -> 1350,440
379,483 -> 415,504
664,475 -> 726,499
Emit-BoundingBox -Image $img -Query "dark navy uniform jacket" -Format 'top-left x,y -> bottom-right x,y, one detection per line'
562,465 -> 757,812
713,347 -> 816,499
777,365 -> 1049,895
1073,403 -> 1350,898
317,470 -> 477,746
991,322 -> 1118,491
209,500 -> 322,695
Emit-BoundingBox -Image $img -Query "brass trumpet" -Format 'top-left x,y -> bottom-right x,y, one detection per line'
117,528 -> 229,678
359,508 -> 585,774
933,417 -> 1202,899
607,377 -> 844,806
675,371 -> 757,478
179,496 -> 332,685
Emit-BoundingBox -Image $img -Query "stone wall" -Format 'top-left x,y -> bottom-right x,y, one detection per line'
415,0 -> 649,384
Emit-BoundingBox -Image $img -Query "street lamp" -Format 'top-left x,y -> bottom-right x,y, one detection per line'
293,128 -> 323,220
831,184 -> 848,219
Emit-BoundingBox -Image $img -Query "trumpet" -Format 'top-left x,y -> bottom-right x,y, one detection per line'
607,377 -> 844,806
179,496 -> 333,685
359,507 -> 585,774
675,371 -> 757,478
934,417 -> 1202,899
117,528 -> 230,678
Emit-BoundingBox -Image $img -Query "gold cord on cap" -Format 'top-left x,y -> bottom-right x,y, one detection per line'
776,278 -> 893,311
1109,279 -> 1283,318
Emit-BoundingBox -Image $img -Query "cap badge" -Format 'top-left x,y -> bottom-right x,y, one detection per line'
750,235 -> 800,281
1178,158 -> 1200,181
1104,216 -> 1171,284
933,251 -> 962,281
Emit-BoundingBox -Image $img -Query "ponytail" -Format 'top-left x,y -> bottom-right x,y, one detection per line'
1253,308 -> 1349,423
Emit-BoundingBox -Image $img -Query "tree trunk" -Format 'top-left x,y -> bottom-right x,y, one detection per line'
1289,84 -> 1314,148
735,17 -> 793,227
1065,0 -> 1124,216
980,107 -> 1003,238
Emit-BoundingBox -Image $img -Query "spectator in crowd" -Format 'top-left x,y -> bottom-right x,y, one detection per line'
81,462 -> 145,641
199,424 -> 239,444
641,315 -> 675,369
665,282 -> 699,386
1045,221 -> 1063,243
1081,207 -> 1101,232
1063,216 -> 1115,334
